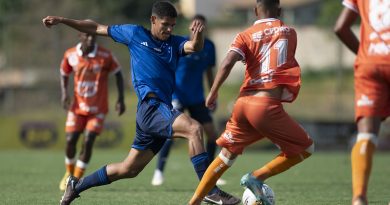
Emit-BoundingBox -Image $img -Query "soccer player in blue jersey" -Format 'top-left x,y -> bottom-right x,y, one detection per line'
151,15 -> 227,190
42,1 -> 240,205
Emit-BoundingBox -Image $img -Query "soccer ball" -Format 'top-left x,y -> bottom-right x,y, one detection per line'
242,184 -> 275,205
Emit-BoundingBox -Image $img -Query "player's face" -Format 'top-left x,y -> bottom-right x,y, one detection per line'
151,15 -> 176,41
79,33 -> 96,49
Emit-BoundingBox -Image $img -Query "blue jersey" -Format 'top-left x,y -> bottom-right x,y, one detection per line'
108,24 -> 187,106
173,38 -> 216,106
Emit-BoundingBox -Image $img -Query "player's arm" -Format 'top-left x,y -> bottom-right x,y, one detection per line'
334,7 -> 359,54
205,51 -> 242,109
183,20 -> 205,54
205,67 -> 217,111
60,75 -> 70,110
114,71 -> 126,116
206,67 -> 214,91
42,16 -> 108,36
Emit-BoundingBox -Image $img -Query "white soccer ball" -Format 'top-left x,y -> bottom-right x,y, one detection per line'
242,184 -> 275,205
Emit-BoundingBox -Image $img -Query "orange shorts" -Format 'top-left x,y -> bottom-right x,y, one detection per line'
354,64 -> 390,122
217,96 -> 313,157
65,111 -> 105,134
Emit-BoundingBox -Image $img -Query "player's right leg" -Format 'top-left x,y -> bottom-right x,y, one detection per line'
59,132 -> 81,191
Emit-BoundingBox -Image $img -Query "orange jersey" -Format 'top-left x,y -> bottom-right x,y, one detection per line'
230,18 -> 300,102
343,0 -> 390,65
60,44 -> 121,115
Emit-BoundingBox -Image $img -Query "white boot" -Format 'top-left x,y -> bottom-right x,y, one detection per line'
151,169 -> 164,186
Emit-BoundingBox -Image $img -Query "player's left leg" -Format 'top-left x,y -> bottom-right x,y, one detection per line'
73,114 -> 104,179
351,64 -> 390,205
351,117 -> 380,205
239,96 -> 313,204
60,148 -> 155,205
189,148 -> 238,205
74,131 -> 98,179
189,103 -> 227,186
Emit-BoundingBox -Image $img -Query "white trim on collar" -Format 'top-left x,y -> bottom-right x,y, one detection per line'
76,43 -> 98,58
253,18 -> 279,25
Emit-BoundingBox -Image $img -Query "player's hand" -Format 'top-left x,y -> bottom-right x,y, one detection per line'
209,101 -> 218,113
189,19 -> 205,35
116,99 -> 126,116
61,94 -> 70,110
42,16 -> 63,28
205,91 -> 218,110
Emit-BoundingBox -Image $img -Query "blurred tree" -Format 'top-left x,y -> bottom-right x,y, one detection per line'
0,0 -> 24,26
316,0 -> 343,28
0,0 -> 24,47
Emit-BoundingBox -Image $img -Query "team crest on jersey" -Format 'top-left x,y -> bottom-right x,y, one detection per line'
369,0 -> 390,32
92,64 -> 101,73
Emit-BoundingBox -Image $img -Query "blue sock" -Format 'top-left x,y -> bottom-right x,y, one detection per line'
191,152 -> 219,195
190,152 -> 209,180
206,141 -> 217,162
157,139 -> 173,171
75,165 -> 110,193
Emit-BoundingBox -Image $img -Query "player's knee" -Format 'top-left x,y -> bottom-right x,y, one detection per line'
66,135 -> 78,146
188,120 -> 203,140
123,167 -> 142,178
301,143 -> 315,159
356,133 -> 378,146
305,143 -> 315,154
84,134 -> 97,147
218,149 -> 237,167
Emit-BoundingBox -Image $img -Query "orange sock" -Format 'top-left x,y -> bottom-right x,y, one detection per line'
351,138 -> 376,199
73,167 -> 85,179
65,157 -> 75,175
73,160 -> 88,179
66,164 -> 75,175
190,154 -> 233,204
253,151 -> 312,181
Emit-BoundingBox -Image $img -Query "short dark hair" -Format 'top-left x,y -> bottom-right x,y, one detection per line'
257,0 -> 280,8
152,1 -> 177,18
192,14 -> 206,23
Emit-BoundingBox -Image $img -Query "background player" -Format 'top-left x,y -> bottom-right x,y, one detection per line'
188,0 -> 314,204
334,1 -> 390,205
151,14 -> 226,187
59,32 -> 125,191
43,1 -> 239,205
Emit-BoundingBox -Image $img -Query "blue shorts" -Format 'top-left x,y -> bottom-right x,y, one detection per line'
173,101 -> 212,124
132,97 -> 181,154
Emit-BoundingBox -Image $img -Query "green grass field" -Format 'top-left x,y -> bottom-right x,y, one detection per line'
0,149 -> 389,205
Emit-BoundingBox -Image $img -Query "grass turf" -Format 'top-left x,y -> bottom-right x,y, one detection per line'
0,149 -> 389,205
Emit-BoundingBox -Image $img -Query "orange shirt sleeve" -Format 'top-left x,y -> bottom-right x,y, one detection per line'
60,51 -> 73,76
229,33 -> 248,61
